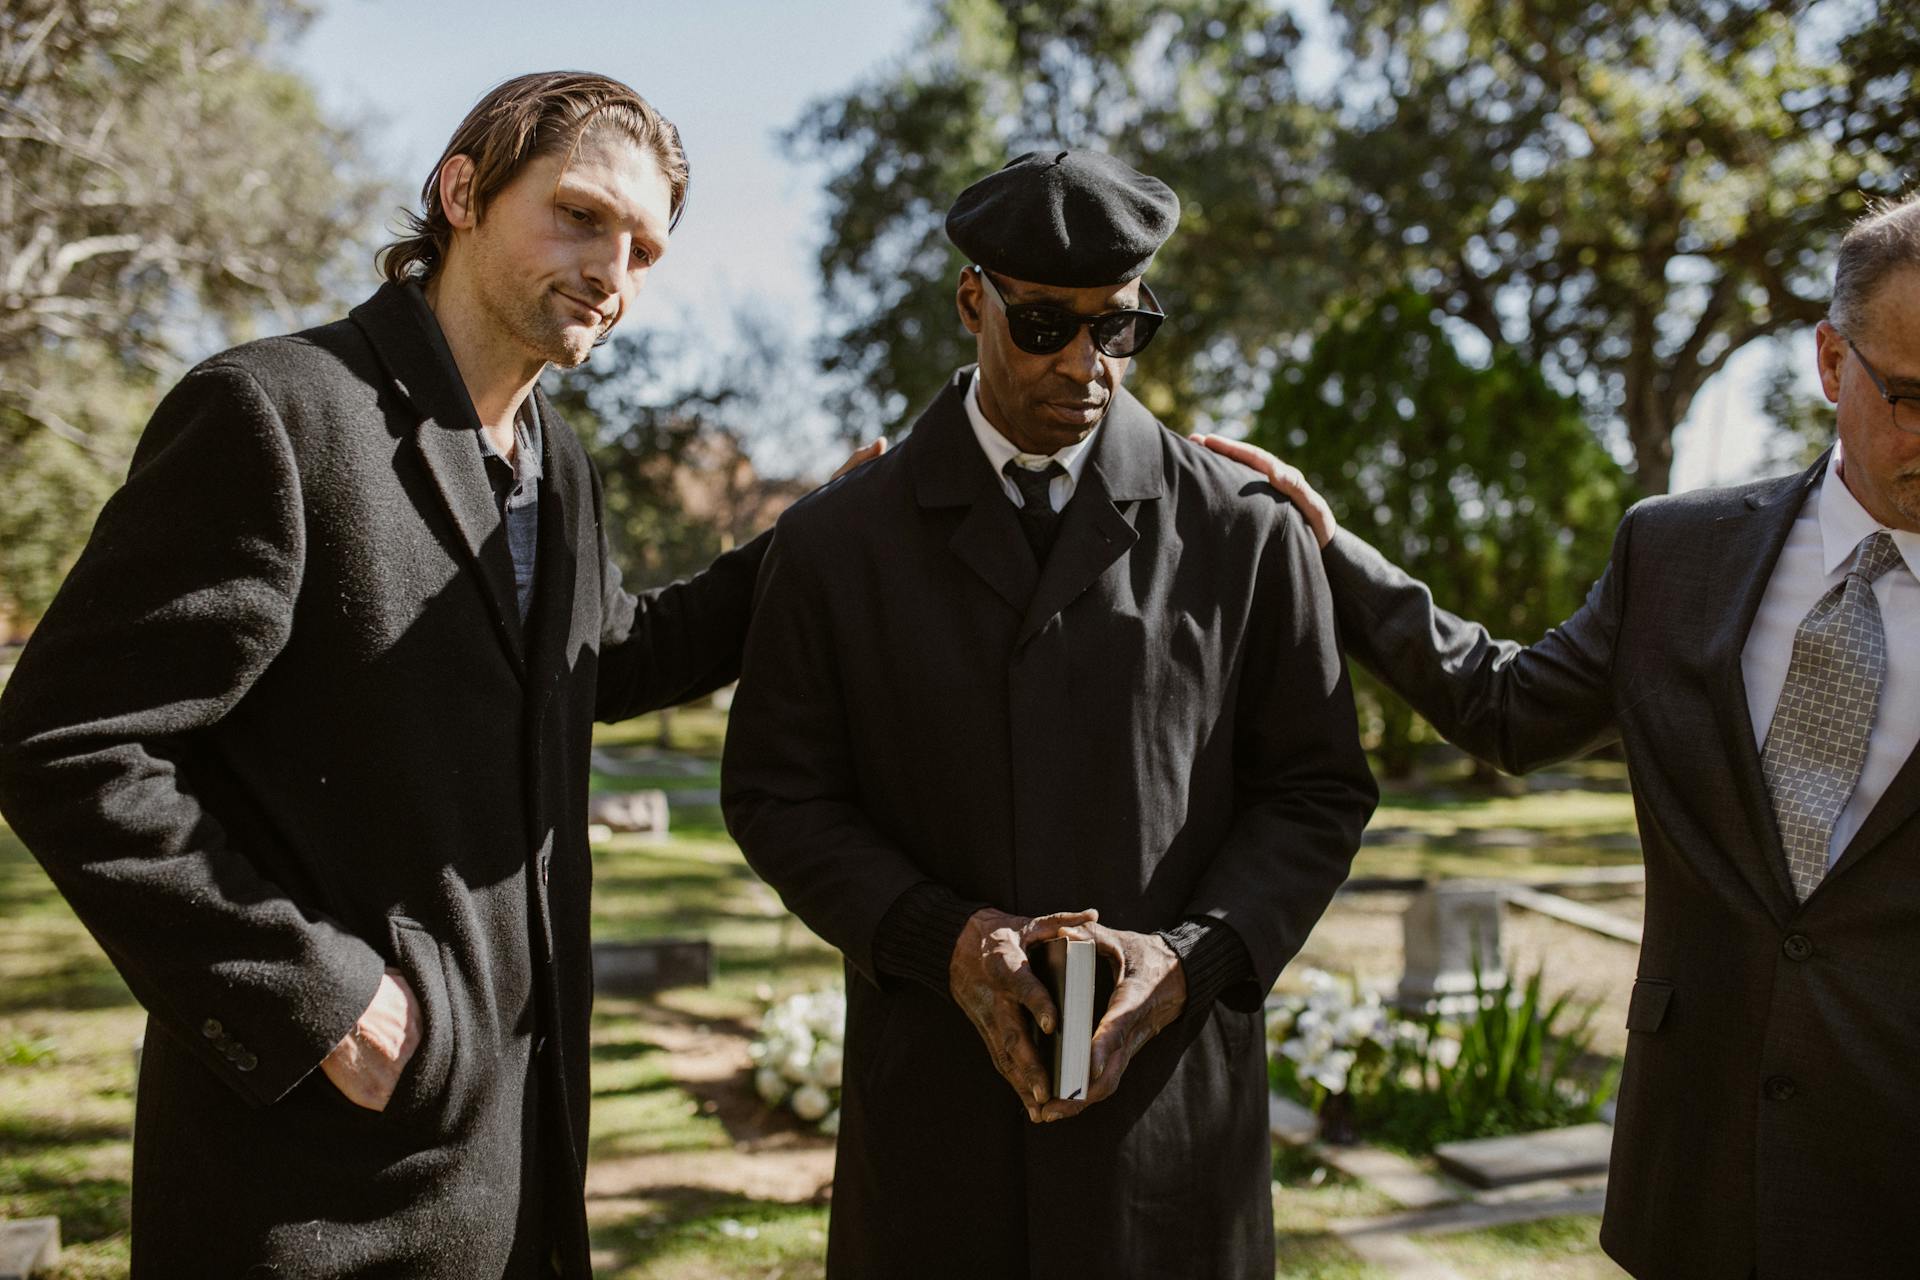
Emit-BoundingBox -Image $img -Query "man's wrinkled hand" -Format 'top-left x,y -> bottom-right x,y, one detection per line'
320,968 -> 421,1111
949,906 -> 1098,1123
830,437 -> 888,482
1038,924 -> 1185,1122
1187,434 -> 1336,549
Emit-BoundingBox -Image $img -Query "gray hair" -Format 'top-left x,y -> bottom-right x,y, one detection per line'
1830,190 -> 1920,337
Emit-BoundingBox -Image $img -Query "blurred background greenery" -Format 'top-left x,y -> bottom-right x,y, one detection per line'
5,0 -> 1915,767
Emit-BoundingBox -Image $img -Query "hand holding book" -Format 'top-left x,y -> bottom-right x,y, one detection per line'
948,906 -> 1101,1124
1033,923 -> 1187,1123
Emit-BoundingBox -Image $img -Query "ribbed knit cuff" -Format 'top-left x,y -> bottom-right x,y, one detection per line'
1158,917 -> 1257,1015
873,882 -> 984,997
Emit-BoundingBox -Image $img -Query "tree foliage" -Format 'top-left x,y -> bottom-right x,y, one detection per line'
1318,0 -> 1905,494
789,0 -> 1337,434
544,316 -> 813,590
1254,290 -> 1626,774
794,0 -> 1915,489
0,0 -> 386,620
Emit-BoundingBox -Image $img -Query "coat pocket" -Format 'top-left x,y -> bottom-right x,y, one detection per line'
383,914 -> 457,1132
1625,977 -> 1674,1033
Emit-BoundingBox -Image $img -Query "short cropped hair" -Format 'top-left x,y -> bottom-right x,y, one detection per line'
1829,190 -> 1920,337
380,70 -> 689,283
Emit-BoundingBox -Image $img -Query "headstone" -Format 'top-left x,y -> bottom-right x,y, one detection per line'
0,1217 -> 60,1279
1267,1093 -> 1318,1146
1397,881 -> 1505,1010
1433,1122 -> 1615,1189
587,789 -> 670,838
592,938 -> 713,995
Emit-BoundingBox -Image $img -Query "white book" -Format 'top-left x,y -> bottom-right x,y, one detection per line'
1041,936 -> 1097,1102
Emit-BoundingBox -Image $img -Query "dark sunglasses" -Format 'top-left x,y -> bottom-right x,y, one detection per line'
974,266 -> 1165,358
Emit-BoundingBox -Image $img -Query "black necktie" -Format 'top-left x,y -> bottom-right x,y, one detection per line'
1004,459 -> 1066,562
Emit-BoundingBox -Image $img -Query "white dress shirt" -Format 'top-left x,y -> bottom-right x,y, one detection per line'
963,369 -> 1098,512
1742,445 -> 1920,864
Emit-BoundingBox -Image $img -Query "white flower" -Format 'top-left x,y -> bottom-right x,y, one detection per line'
779,1041 -> 815,1082
755,1066 -> 788,1105
791,1083 -> 832,1122
815,1045 -> 844,1089
1431,1036 -> 1462,1069
1308,1048 -> 1356,1093
821,1107 -> 841,1136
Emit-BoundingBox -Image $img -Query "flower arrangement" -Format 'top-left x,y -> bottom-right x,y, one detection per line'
747,985 -> 845,1135
1267,963 -> 1615,1153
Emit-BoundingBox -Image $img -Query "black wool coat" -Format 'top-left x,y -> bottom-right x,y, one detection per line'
0,282 -> 763,1279
723,369 -> 1377,1280
1326,452 -> 1920,1279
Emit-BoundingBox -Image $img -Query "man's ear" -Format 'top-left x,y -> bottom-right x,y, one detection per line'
1814,319 -> 1846,406
957,267 -> 984,337
439,154 -> 480,231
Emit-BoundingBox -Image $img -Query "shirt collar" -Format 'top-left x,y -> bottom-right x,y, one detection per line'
475,389 -> 545,487
1819,443 -> 1919,579
963,368 -> 1099,485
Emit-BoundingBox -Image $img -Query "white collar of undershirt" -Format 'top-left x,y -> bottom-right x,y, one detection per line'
1820,443 -> 1920,581
963,368 -> 1099,485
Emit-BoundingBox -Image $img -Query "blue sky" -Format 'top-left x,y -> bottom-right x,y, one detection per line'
287,0 -> 1799,488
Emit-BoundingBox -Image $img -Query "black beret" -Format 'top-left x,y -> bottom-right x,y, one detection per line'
945,149 -> 1180,287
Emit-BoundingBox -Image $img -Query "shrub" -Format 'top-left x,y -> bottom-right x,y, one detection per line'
1270,964 -> 1618,1154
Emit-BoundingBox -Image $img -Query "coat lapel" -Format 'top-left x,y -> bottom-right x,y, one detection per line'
349,283 -> 526,674
1015,387 -> 1164,645
909,369 -> 1038,614
524,383 -> 582,702
1699,455 -> 1825,913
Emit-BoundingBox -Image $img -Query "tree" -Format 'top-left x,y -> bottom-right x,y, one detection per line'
0,0 -> 386,620
794,0 -> 1916,487
1253,289 -> 1626,775
1318,0 -> 1909,494
789,0 -> 1339,435
544,313 -> 813,590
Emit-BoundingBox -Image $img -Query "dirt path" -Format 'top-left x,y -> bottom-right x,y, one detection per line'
585,1007 -> 835,1207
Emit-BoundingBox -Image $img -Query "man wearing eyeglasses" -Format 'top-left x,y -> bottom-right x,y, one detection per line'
1201,193 -> 1920,1279
723,150 -> 1376,1278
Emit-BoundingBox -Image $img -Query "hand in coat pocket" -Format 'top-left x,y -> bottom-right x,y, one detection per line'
319,968 -> 422,1110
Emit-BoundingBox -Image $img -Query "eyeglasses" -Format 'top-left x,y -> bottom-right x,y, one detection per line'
974,266 -> 1165,358
1845,338 -> 1920,437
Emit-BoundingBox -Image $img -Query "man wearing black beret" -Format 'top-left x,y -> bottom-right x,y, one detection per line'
724,149 -> 1376,1277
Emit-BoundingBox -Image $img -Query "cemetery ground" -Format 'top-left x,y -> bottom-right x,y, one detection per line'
2,705 -> 1636,1278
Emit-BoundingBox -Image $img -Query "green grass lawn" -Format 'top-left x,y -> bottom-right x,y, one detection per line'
0,712 -> 1632,1277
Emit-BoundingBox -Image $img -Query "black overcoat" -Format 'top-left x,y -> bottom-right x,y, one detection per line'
0,282 -> 763,1278
1325,453 -> 1920,1279
723,369 -> 1377,1279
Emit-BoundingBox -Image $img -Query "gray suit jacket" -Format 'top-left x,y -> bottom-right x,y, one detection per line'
1326,450 -> 1920,1279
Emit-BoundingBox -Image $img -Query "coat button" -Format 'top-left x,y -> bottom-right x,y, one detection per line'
1764,1075 -> 1797,1101
1783,934 -> 1813,962
235,1051 -> 258,1072
202,1018 -> 223,1039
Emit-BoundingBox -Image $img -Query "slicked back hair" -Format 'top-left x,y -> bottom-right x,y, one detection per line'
1830,190 -> 1920,338
379,70 -> 688,284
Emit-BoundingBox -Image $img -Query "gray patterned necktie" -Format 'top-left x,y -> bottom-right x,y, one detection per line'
1761,530 -> 1904,901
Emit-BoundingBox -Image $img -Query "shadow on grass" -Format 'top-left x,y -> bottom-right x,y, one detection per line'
0,1115 -> 130,1151
589,1185 -> 827,1278
0,960 -> 137,1016
0,1171 -> 131,1244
